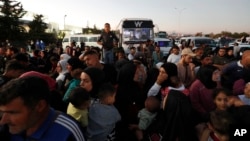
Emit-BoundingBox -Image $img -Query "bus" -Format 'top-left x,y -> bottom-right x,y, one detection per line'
62,34 -> 101,51
115,18 -> 154,53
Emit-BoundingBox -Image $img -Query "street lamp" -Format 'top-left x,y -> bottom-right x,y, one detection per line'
175,8 -> 186,36
64,15 -> 67,30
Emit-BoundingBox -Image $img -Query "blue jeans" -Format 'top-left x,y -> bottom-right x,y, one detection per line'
103,49 -> 114,64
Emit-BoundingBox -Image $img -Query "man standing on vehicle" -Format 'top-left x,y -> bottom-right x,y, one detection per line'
97,23 -> 119,65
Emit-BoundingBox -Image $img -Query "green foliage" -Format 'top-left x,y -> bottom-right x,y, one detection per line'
82,24 -> 102,34
0,0 -> 27,40
26,14 -> 57,45
28,14 -> 48,34
197,31 -> 249,39
57,30 -> 65,39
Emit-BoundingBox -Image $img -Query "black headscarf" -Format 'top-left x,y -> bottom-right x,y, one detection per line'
197,65 -> 218,89
83,67 -> 105,98
115,61 -> 142,123
162,90 -> 198,141
161,62 -> 178,87
147,90 -> 198,141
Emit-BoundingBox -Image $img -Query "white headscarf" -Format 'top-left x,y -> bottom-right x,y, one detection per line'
60,53 -> 71,61
56,60 -> 68,81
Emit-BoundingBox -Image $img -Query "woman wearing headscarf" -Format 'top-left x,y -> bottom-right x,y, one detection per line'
147,90 -> 198,141
114,61 -> 145,141
56,59 -> 68,91
189,65 -> 221,121
147,62 -> 178,96
80,67 -> 105,99
60,53 -> 71,61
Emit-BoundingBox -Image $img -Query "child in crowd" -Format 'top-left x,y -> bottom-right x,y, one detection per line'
87,83 -> 121,141
196,88 -> 243,140
67,87 -> 91,130
167,46 -> 181,64
63,68 -> 83,103
129,96 -> 160,141
238,82 -> 250,105
213,88 -> 244,111
212,88 -> 230,111
199,110 -> 233,141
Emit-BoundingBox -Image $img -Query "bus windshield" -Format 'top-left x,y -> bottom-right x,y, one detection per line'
116,18 -> 154,53
122,28 -> 153,42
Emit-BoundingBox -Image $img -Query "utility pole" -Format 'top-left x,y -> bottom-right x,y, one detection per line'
64,15 -> 67,30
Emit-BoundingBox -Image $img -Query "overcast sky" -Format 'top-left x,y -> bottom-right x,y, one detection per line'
19,0 -> 250,34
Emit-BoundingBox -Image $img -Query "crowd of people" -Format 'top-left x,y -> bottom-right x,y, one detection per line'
0,23 -> 250,141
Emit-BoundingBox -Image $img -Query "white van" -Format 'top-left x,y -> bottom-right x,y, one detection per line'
62,34 -> 101,50
154,37 -> 172,56
179,37 -> 217,51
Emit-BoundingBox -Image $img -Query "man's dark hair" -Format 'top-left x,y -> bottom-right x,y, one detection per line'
130,46 -> 136,50
105,23 -> 110,26
83,50 -> 99,57
0,76 -> 50,107
5,60 -> 25,72
13,53 -> 29,62
91,47 -> 101,54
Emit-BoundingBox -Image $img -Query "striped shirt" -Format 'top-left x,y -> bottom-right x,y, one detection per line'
11,108 -> 85,141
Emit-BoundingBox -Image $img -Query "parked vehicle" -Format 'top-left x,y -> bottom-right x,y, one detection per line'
154,37 -> 172,56
115,18 -> 154,54
62,34 -> 101,51
180,36 -> 217,51
229,43 -> 250,58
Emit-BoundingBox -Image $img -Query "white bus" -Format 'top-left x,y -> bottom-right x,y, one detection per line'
115,18 -> 154,53
62,34 -> 101,50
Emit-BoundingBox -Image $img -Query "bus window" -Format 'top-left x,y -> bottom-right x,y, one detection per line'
80,37 -> 88,42
123,28 -> 152,41
116,18 -> 154,54
63,38 -> 69,42
89,37 -> 98,42
70,37 -> 79,42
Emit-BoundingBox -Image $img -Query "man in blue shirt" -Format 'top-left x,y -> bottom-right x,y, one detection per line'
0,76 -> 85,141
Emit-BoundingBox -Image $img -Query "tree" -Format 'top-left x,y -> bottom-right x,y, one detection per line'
27,14 -> 58,46
57,30 -> 65,39
0,0 -> 26,41
195,32 -> 202,37
82,24 -> 102,34
28,14 -> 48,34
